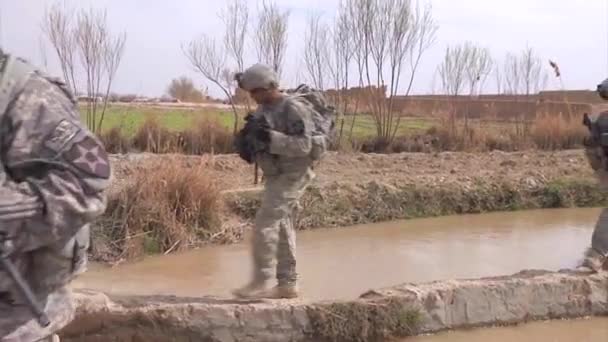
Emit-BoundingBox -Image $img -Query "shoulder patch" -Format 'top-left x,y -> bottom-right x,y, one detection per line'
44,119 -> 81,152
289,118 -> 305,135
63,136 -> 110,179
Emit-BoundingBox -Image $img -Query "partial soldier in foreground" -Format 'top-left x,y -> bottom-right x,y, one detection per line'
0,49 -> 110,341
232,64 -> 334,299
579,78 -> 608,272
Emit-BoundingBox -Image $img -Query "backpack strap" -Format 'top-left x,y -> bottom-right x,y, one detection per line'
0,54 -> 36,116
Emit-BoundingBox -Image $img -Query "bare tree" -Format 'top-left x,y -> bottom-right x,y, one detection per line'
75,8 -> 104,130
437,41 -> 492,139
494,65 -> 503,95
220,0 -> 250,115
42,2 -> 78,95
464,44 -> 492,96
438,44 -> 470,97
220,0 -> 249,73
304,13 -> 329,90
519,45 -> 547,96
500,46 -> 549,96
437,41 -> 492,97
328,0 -> 356,143
74,8 -> 126,133
437,42 -> 493,96
183,35 -> 239,134
254,1 -> 289,77
43,3 -> 126,133
499,46 -> 549,137
437,42 -> 469,135
347,0 -> 369,140
350,0 -> 437,143
503,52 -> 520,95
98,29 -> 126,132
185,0 -> 252,135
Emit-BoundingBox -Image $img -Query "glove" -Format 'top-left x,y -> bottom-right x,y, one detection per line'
253,115 -> 272,144
255,126 -> 271,144
244,112 -> 254,122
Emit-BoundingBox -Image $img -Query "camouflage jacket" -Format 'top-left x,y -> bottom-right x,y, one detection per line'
252,95 -> 315,177
0,55 -> 110,341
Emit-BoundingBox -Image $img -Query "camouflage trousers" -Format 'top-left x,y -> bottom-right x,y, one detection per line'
591,208 -> 608,256
251,169 -> 314,286
0,287 -> 74,342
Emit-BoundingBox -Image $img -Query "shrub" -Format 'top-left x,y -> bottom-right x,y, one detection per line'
132,116 -> 178,153
99,126 -> 131,154
98,158 -> 226,260
178,118 -> 234,155
531,112 -> 587,150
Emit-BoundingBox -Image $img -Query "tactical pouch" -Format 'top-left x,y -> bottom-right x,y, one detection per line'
28,225 -> 90,293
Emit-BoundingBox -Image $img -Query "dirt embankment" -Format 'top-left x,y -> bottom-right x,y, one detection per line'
60,269 -> 608,342
109,150 -> 593,193
96,150 -> 606,262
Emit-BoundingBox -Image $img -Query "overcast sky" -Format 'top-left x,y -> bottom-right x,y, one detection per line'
1,0 -> 606,98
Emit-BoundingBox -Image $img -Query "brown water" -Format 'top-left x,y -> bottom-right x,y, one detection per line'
75,207 -> 602,301
407,317 -> 608,342
74,207 -> 608,341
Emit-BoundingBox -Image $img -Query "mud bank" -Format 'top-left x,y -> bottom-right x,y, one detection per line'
227,176 -> 606,230
61,270 -> 608,342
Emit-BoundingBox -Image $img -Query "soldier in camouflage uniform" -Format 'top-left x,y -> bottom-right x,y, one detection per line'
232,64 -> 317,299
0,50 -> 110,341
579,78 -> 608,272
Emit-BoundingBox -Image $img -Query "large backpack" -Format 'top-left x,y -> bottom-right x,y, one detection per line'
286,84 -> 336,161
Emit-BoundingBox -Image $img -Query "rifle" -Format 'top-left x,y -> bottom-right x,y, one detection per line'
0,240 -> 50,327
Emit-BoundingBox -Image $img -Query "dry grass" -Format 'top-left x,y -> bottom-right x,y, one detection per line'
97,157 -> 227,260
411,112 -> 586,153
99,115 -> 236,155
96,107 -> 587,156
176,118 -> 234,154
531,112 -> 587,150
99,126 -> 130,154
131,116 -> 176,153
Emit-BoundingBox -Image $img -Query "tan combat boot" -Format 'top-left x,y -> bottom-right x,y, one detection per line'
579,248 -> 608,273
232,280 -> 270,299
266,284 -> 299,299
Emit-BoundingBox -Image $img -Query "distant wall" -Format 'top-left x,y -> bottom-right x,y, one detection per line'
390,97 -> 592,121
365,91 -> 601,104
539,90 -> 603,104
326,90 -> 598,120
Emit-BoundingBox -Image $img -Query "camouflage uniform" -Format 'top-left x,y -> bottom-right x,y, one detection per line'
233,65 -> 316,299
0,53 -> 110,340
580,80 -> 608,272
